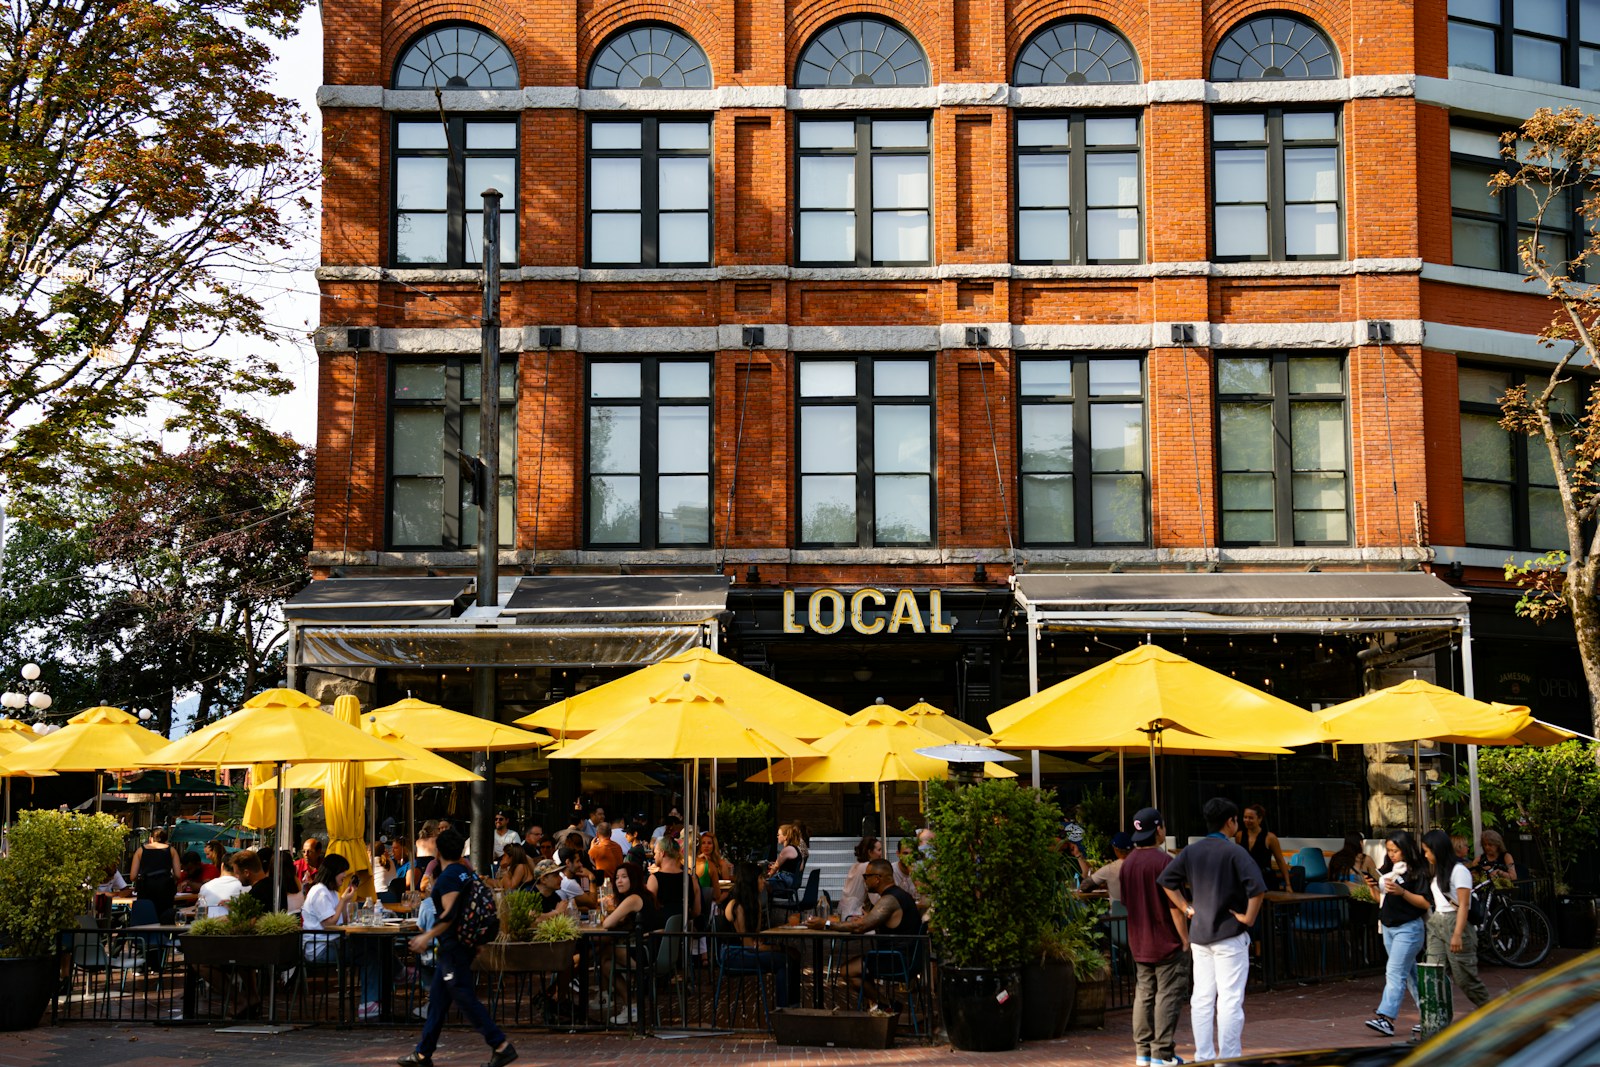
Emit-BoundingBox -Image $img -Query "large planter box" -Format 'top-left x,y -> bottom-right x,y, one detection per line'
0,954 -> 61,1031
180,932 -> 300,969
1067,968 -> 1110,1030
475,939 -> 576,973
772,1007 -> 896,1049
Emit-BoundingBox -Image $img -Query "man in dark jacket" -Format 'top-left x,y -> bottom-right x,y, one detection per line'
1157,797 -> 1265,1063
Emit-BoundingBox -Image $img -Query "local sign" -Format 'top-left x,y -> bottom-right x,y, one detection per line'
781,588 -> 955,635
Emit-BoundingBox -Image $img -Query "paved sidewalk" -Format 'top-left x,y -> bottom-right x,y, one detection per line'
0,957 -> 1558,1067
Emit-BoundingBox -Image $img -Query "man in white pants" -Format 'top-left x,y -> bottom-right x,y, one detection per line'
1158,798 -> 1265,1062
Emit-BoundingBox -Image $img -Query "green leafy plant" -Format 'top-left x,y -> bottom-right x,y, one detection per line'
255,912 -> 302,936
1057,898 -> 1111,980
1347,883 -> 1376,905
921,778 -> 1064,970
531,913 -> 580,943
187,917 -> 230,936
1072,786 -> 1120,866
498,890 -> 542,942
223,891 -> 266,934
0,810 -> 126,958
1477,741 -> 1600,891
1430,773 -> 1500,839
714,798 -> 773,865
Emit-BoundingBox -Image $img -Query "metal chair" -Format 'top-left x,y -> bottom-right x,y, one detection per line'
649,914 -> 692,1028
712,941 -> 781,1030
857,937 -> 927,1036
769,868 -> 820,924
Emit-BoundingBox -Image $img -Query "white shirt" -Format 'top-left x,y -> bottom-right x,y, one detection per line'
611,828 -> 629,851
198,875 -> 244,914
1431,863 -> 1473,913
558,874 -> 589,902
840,861 -> 869,919
492,828 -> 522,859
97,870 -> 128,893
372,853 -> 392,893
300,883 -> 340,960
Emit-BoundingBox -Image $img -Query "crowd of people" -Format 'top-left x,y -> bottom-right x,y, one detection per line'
1097,798 -> 1513,1066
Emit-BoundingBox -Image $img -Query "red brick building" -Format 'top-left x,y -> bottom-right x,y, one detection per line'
295,0 -> 1593,833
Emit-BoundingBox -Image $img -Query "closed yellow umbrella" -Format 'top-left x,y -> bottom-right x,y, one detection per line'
323,695 -> 369,885
367,697 -> 548,752
900,700 -> 991,744
241,763 -> 278,832
519,646 -> 849,741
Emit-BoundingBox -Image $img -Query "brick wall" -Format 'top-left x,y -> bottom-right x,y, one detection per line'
313,0 -> 1568,573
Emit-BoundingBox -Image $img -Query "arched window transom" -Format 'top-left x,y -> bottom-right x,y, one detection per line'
1211,15 -> 1338,80
589,25 -> 712,88
1014,21 -> 1139,85
395,25 -> 518,89
795,18 -> 929,88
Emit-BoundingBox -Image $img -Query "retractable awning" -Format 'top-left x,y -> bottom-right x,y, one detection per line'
287,574 -> 730,668
1013,571 -> 1469,633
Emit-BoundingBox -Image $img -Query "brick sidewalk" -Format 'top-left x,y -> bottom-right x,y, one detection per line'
0,957 -> 1559,1067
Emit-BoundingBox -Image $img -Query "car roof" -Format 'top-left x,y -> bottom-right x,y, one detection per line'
1402,948 -> 1600,1066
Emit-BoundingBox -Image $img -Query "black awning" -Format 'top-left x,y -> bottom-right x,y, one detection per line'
284,577 -> 475,623
1014,572 -> 1469,623
504,574 -> 730,625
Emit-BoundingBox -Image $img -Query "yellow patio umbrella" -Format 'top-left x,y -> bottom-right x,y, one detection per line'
900,700 -> 991,744
1317,679 -> 1542,831
987,644 -> 1318,810
253,720 -> 483,789
0,727 -> 52,846
519,646 -> 849,741
751,707 -> 1016,817
139,688 -> 416,907
241,763 -> 278,832
367,697 -> 549,751
1489,705 -> 1589,746
323,695 -> 370,891
3,706 -> 172,812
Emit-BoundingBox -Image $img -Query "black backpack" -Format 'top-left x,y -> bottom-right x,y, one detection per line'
454,872 -> 500,949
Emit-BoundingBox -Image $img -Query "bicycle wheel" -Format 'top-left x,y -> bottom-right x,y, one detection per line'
1503,902 -> 1553,968
1481,902 -> 1520,965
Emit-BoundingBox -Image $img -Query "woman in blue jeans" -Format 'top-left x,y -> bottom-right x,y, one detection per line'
720,862 -> 798,1008
1363,831 -> 1431,1037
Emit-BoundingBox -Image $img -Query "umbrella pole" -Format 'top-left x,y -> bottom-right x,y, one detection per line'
1118,751 -> 1126,827
4,778 -> 9,855
96,772 -> 103,814
1414,741 -> 1425,832
710,758 -> 717,839
272,760 -> 286,911
1148,738 -> 1158,809
684,760 -> 696,925
407,784 -> 416,876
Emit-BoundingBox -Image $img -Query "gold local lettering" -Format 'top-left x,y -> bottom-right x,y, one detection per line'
782,588 -> 954,635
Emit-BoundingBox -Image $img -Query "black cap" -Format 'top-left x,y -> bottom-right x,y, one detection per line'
1130,807 -> 1163,845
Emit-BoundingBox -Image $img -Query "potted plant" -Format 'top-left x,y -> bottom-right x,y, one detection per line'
1062,900 -> 1112,1030
1020,922 -> 1078,1041
0,810 -> 127,1030
477,904 -> 579,973
180,893 -> 303,968
921,778 -> 1063,1052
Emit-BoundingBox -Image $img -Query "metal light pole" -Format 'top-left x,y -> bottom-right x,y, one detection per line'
469,189 -> 502,870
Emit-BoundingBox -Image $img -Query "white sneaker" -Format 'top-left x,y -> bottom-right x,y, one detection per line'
357,1001 -> 381,1020
611,1006 -> 636,1025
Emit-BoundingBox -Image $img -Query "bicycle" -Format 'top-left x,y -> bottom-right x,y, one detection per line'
1472,879 -> 1553,968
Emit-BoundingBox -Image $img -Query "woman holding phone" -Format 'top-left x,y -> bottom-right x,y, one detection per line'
1362,831 -> 1430,1038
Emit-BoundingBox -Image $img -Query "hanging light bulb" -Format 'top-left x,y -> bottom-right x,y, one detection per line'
138,710 -> 153,721
31,722 -> 48,735
28,692 -> 50,710
19,663 -> 40,681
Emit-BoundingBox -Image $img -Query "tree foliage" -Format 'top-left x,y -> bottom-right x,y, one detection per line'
1476,741 -> 1600,892
1490,107 -> 1600,733
0,428 -> 312,732
0,810 -> 126,957
0,0 -> 314,490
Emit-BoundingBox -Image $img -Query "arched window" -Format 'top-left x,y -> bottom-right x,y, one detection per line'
1014,20 -> 1139,85
1211,15 -> 1338,80
589,25 -> 712,88
795,17 -> 929,87
394,24 -> 518,89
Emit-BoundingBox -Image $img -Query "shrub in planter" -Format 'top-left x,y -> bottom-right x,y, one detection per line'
181,893 -> 303,968
478,906 -> 580,973
0,810 -> 127,1030
715,799 -> 772,865
922,779 -> 1064,1052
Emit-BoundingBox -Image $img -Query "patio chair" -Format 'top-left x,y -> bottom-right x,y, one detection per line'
712,941 -> 780,1030
857,937 -> 927,1036
769,868 -> 820,925
1291,847 -> 1330,883
650,914 -> 692,1028
1287,881 -> 1345,979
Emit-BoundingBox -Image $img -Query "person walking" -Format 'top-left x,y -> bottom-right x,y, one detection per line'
399,828 -> 517,1067
1421,829 -> 1491,1013
1362,830 -> 1430,1037
1122,808 -> 1189,1067
1158,797 -> 1265,1063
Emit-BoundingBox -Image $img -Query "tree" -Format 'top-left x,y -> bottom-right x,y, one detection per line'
1476,742 -> 1600,892
1490,107 -> 1600,735
0,0 -> 314,491
0,428 -> 312,732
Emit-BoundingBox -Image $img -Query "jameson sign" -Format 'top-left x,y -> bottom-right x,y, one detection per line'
781,588 -> 955,636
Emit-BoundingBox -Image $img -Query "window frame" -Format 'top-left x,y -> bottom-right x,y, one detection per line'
1012,18 -> 1141,85
1016,355 -> 1150,547
795,113 -> 932,268
1449,122 -> 1587,280
390,114 -> 519,269
584,355 -> 714,550
385,357 -> 517,551
393,22 -> 519,90
1211,107 -> 1344,263
795,356 -> 936,548
1013,111 -> 1144,266
1458,364 -> 1578,551
1447,0 -> 1600,88
586,114 -> 714,268
1215,352 -> 1351,548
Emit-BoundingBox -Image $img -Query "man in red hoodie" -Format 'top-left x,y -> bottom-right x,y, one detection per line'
1121,807 -> 1190,1067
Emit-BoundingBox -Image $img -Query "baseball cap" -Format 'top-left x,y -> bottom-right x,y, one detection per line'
532,859 -> 562,879
1130,807 -> 1163,845
1110,831 -> 1134,851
